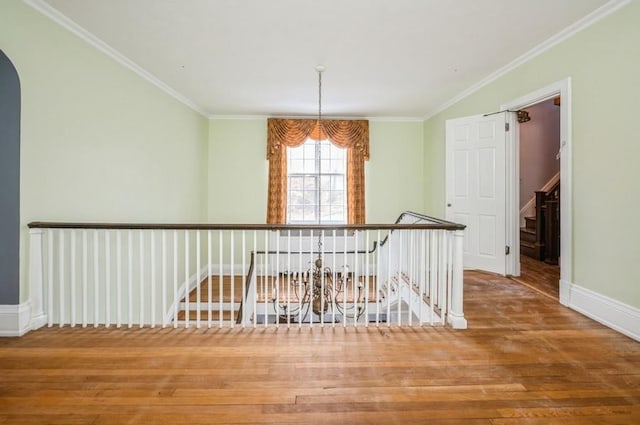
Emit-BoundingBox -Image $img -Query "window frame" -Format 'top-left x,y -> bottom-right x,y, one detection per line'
286,139 -> 347,224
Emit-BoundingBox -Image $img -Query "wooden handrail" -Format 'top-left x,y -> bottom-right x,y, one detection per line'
27,221 -> 465,231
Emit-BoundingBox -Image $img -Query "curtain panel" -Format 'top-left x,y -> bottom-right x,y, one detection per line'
266,118 -> 369,224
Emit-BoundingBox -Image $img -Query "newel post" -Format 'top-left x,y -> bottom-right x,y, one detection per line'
29,228 -> 47,330
447,230 -> 467,329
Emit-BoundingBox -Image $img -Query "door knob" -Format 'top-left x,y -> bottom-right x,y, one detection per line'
447,203 -> 452,207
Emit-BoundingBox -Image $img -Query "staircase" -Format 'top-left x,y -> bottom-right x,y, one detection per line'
174,275 -> 244,326
520,182 -> 560,264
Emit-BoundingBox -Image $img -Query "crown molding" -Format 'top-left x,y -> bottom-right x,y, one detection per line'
423,0 -> 632,120
23,0 -> 209,118
209,115 -> 269,120
209,114 -> 424,122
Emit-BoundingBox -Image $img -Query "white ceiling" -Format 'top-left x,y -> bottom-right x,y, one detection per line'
37,0 -> 613,118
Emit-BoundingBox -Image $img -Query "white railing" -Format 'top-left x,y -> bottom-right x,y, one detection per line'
27,212 -> 467,331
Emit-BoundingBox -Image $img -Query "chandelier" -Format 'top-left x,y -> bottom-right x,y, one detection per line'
270,66 -> 367,323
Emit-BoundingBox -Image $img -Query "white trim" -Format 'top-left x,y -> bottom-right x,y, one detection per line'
520,172 -> 560,226
0,303 -> 32,337
208,115 -> 424,122
23,0 -> 208,117
424,0 -> 631,120
566,282 -> 640,342
502,78 -> 571,289
209,115 -> 269,120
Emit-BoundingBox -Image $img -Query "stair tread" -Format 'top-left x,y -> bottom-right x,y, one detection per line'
520,240 -> 536,249
520,227 -> 536,235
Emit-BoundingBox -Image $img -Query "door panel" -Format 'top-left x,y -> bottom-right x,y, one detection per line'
446,114 -> 506,275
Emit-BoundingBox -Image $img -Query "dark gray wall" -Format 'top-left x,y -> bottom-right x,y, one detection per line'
0,50 -> 20,305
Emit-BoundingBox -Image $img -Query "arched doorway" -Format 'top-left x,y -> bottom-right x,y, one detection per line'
0,49 -> 21,306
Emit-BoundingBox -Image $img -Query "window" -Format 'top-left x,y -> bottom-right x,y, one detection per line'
266,118 -> 369,224
287,139 -> 346,224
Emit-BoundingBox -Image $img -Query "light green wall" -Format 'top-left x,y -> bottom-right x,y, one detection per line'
0,1 -> 209,302
367,121 -> 424,223
207,119 -> 424,224
208,119 -> 268,223
423,2 -> 640,307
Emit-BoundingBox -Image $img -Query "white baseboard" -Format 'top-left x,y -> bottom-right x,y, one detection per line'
0,303 -> 32,337
565,281 -> 640,342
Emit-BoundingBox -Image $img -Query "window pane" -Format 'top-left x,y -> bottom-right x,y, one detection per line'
331,206 -> 344,221
320,190 -> 331,205
304,176 -> 316,190
303,142 -> 315,158
303,159 -> 315,173
320,204 -> 331,221
290,176 -> 304,191
320,159 -> 330,173
303,189 -> 315,205
303,205 -> 316,221
289,146 -> 304,160
331,175 -> 344,190
289,205 -> 303,222
330,190 -> 345,205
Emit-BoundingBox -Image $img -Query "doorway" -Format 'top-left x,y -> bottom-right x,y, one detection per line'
502,78 -> 572,306
511,98 -> 561,299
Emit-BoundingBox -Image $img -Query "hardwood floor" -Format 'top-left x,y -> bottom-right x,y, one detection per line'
1,271 -> 638,424
510,255 -> 560,299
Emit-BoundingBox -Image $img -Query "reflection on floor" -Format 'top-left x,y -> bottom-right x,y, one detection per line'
510,255 -> 560,299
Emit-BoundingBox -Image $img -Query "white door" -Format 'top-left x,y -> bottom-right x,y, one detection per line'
446,114 -> 506,275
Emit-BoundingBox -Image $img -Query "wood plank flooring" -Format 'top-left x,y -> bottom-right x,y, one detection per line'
511,255 -> 561,299
1,271 -> 638,424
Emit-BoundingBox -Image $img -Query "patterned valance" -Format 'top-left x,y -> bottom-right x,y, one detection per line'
267,118 -> 369,160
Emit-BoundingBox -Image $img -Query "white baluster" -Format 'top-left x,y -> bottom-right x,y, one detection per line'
139,230 -> 145,327
70,229 -> 76,327
80,231 -> 91,325
364,230 -> 370,328
439,230 -> 447,326
196,230 -> 201,329
408,229 -> 413,327
387,229 -> 391,328
286,230 -> 291,328
150,230 -> 156,328
47,230 -> 54,327
207,230 -> 212,328
309,229 -> 313,329
184,230 -> 189,328
241,230 -> 246,329
127,230 -> 133,328
446,231 -> 453,323
58,229 -> 65,327
397,230 -> 402,326
219,230 -> 223,328
173,229 -> 178,329
298,229 -> 302,329
264,230 -> 268,328
429,230 -> 436,326
162,230 -> 168,328
116,230 -> 122,328
104,230 -> 110,328
93,229 -> 99,327
343,229 -> 347,328
253,231 -> 258,329
356,231 -> 361,327
230,231 -> 235,329
375,229 -> 381,326
332,229 -> 337,327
